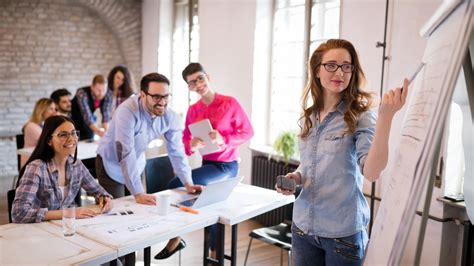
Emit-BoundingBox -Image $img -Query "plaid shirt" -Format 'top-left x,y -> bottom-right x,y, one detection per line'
76,86 -> 112,125
12,157 -> 111,223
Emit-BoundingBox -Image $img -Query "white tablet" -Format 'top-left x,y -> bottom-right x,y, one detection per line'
188,119 -> 221,155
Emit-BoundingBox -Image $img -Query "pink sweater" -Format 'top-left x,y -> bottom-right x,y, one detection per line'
183,93 -> 254,162
21,122 -> 42,167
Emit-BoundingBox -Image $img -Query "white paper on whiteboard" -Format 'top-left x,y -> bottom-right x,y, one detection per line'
188,119 -> 221,155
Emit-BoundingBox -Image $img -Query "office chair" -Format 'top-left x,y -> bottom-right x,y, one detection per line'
244,186 -> 301,266
15,134 -> 24,172
13,134 -> 25,188
144,154 -> 175,194
142,154 -> 182,266
244,221 -> 292,266
7,189 -> 16,223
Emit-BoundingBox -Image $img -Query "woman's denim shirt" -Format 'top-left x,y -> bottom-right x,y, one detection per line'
293,101 -> 376,238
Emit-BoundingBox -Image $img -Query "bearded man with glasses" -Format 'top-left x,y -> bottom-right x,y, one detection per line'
96,72 -> 200,204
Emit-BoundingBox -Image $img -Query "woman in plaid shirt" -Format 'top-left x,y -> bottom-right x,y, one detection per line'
12,115 -> 112,223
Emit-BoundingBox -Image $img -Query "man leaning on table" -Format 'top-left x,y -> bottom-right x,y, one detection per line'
96,72 -> 204,204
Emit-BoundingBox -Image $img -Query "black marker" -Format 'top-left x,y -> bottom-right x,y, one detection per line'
401,63 -> 425,92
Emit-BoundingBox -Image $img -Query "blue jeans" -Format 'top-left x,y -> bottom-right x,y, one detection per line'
291,224 -> 368,266
168,160 -> 239,250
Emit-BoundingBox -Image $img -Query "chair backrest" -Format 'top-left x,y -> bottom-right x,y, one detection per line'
7,189 -> 16,223
144,155 -> 175,194
15,134 -> 24,172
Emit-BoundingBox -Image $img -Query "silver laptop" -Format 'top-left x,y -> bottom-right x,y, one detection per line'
178,177 -> 243,209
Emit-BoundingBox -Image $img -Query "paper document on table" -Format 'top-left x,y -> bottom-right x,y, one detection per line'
188,119 -> 221,155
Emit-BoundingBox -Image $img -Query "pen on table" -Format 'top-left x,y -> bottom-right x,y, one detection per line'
401,62 -> 426,92
170,203 -> 199,214
99,195 -> 106,213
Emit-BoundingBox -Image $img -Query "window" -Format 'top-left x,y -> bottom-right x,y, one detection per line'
170,0 -> 200,119
267,0 -> 340,144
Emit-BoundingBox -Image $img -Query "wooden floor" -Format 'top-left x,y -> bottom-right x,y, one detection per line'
0,175 -> 290,266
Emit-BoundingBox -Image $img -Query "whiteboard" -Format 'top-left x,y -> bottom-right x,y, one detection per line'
364,0 -> 473,264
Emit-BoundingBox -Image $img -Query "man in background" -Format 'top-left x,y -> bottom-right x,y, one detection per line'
50,88 -> 72,117
96,72 -> 202,202
71,75 -> 112,140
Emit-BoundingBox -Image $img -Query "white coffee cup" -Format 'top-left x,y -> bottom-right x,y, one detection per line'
156,194 -> 171,215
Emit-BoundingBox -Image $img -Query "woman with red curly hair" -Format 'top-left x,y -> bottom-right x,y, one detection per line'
276,39 -> 408,265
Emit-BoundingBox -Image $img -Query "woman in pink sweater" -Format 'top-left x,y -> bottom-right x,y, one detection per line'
155,63 -> 254,259
21,98 -> 57,167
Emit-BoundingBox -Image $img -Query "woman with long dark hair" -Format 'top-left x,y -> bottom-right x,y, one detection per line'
276,39 -> 408,265
107,65 -> 135,111
12,115 -> 112,223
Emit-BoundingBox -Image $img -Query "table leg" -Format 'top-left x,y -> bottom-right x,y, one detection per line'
124,252 -> 136,266
203,226 -> 211,265
144,247 -> 151,266
231,224 -> 238,266
216,223 -> 225,265
462,221 -> 473,266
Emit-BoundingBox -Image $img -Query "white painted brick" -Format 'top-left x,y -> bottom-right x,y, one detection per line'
0,0 -> 142,172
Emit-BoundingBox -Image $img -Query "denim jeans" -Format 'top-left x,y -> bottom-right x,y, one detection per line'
168,160 -> 239,250
168,160 -> 239,189
291,224 -> 368,266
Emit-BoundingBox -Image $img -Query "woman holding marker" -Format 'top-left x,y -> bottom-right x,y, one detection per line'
12,115 -> 112,223
276,39 -> 408,265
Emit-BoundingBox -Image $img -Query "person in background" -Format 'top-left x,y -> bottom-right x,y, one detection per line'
155,62 -> 254,260
12,115 -> 112,223
96,72 -> 201,199
276,39 -> 408,266
21,98 -> 57,167
50,88 -> 72,117
107,65 -> 135,112
71,74 -> 112,140
96,72 -> 201,258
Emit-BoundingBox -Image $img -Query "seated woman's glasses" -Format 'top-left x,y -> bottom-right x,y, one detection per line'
51,130 -> 80,140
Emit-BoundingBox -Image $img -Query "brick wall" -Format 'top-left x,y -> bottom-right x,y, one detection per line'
0,0 -> 142,177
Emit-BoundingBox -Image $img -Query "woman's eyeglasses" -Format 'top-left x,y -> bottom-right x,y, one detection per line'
51,130 -> 80,140
320,63 -> 354,73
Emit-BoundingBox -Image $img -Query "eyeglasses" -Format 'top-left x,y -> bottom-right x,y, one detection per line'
51,130 -> 80,140
144,91 -> 172,102
320,63 -> 354,73
187,75 -> 206,88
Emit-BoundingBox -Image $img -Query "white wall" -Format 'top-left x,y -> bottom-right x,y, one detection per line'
198,0 -> 257,184
142,0 -> 160,75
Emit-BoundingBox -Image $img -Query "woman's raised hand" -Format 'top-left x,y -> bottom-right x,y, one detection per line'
379,78 -> 409,120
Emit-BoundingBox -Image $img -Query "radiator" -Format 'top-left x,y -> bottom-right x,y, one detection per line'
251,155 -> 298,226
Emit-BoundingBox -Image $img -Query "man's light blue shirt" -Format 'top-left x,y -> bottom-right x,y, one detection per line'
97,95 -> 192,195
294,101 -> 376,238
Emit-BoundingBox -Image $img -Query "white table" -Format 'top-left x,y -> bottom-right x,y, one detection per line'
43,184 -> 294,266
51,191 -> 219,258
17,140 -> 99,160
0,222 -> 116,266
